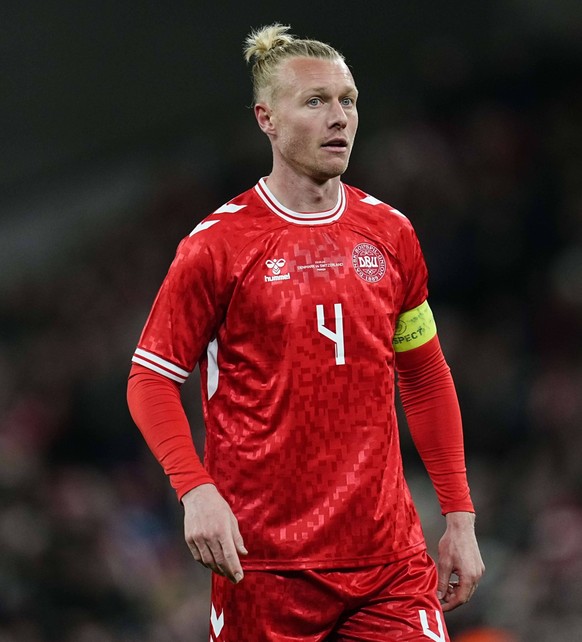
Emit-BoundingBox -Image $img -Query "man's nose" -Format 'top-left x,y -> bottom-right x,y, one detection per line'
329,100 -> 348,128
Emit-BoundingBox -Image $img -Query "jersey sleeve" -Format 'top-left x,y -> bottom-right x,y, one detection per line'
397,216 -> 429,314
127,364 -> 215,499
132,231 -> 226,381
392,215 -> 473,513
395,335 -> 474,514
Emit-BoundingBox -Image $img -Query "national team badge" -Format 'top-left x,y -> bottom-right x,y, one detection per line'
351,243 -> 386,283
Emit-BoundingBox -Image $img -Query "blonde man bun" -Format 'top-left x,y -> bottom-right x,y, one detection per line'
243,23 -> 344,104
243,23 -> 295,64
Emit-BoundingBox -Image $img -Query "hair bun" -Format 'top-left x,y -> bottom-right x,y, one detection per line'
243,23 -> 294,63
243,24 -> 344,104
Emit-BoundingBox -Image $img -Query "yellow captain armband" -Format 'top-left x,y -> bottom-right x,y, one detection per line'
393,300 -> 437,352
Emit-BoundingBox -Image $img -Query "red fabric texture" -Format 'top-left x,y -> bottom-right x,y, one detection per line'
395,335 -> 474,515
127,364 -> 214,500
210,550 -> 448,641
127,332 -> 474,515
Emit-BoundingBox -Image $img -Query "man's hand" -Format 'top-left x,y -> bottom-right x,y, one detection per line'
182,483 -> 248,584
437,511 -> 485,612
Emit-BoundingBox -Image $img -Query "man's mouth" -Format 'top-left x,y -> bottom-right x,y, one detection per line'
322,138 -> 348,151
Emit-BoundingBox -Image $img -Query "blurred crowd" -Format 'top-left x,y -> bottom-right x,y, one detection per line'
1,46 -> 581,642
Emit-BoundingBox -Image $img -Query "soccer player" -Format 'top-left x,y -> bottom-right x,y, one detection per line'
127,23 -> 484,641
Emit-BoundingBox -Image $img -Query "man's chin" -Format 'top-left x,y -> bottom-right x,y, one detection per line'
313,159 -> 350,181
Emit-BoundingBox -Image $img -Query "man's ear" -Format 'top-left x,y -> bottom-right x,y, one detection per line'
255,103 -> 276,136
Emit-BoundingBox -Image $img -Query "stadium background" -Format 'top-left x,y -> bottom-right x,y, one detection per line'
1,1 -> 581,640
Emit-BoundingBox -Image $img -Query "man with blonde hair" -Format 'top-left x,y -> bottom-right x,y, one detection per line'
128,23 -> 484,641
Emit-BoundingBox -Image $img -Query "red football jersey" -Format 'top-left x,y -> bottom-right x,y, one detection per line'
133,179 -> 430,570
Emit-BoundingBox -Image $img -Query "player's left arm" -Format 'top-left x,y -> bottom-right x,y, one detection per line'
394,300 -> 485,611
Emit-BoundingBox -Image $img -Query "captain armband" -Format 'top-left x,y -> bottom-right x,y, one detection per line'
393,300 -> 437,352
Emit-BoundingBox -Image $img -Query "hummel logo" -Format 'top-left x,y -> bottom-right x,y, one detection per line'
265,258 -> 286,275
264,258 -> 290,283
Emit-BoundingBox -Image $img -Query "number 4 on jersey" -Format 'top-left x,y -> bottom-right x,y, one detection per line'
316,303 -> 345,366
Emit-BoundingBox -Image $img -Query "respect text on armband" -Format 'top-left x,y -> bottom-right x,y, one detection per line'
392,325 -> 427,347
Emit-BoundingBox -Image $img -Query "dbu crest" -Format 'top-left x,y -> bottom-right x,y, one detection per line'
351,243 -> 386,283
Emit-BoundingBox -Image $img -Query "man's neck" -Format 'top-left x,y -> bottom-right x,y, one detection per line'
264,170 -> 341,213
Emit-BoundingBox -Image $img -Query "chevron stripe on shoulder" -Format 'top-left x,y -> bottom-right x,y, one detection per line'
214,202 -> 247,214
360,194 -> 383,206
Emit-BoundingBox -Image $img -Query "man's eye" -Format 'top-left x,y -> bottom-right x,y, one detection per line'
341,97 -> 354,106
308,98 -> 322,107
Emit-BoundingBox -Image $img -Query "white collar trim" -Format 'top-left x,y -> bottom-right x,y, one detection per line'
255,178 -> 346,225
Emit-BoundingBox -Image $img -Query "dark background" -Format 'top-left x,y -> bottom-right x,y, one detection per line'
1,1 -> 582,640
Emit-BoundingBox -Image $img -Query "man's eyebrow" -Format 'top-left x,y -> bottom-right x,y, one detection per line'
301,85 -> 359,95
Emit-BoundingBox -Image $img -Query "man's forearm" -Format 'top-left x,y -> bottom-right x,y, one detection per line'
127,364 -> 214,500
395,335 -> 474,514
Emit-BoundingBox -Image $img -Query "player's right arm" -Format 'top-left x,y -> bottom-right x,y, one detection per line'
127,367 -> 247,583
127,223 -> 247,583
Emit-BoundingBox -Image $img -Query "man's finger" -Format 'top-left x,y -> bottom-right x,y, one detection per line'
441,580 -> 476,612
196,540 -> 224,575
219,538 -> 244,584
189,545 -> 202,563
436,562 -> 453,600
207,538 -> 243,584
231,517 -> 249,556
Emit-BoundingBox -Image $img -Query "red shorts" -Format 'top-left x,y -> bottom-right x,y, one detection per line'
209,550 -> 450,641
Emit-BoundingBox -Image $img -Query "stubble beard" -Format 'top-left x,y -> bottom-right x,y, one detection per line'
297,143 -> 352,182
276,132 -> 353,183
312,149 -> 352,182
